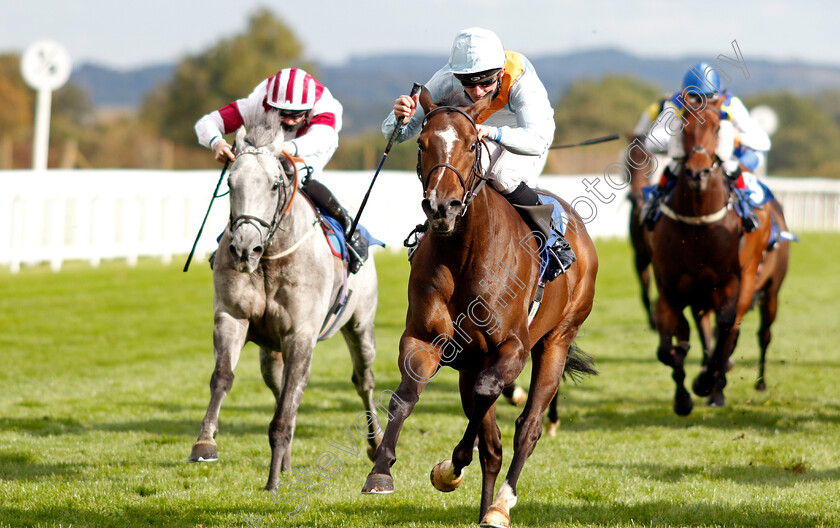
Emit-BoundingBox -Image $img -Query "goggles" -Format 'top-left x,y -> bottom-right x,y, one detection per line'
278,108 -> 308,119
458,75 -> 499,89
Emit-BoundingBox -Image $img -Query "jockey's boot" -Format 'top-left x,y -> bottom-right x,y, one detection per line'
641,165 -> 675,230
725,166 -> 759,233
302,179 -> 368,273
505,182 -> 576,280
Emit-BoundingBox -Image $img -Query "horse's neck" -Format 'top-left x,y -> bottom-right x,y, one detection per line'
671,169 -> 730,216
453,189 -> 526,266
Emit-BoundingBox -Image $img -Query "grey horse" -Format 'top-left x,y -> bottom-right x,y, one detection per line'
188,113 -> 382,490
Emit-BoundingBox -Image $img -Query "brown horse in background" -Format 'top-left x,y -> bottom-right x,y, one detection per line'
362,87 -> 598,527
751,197 -> 793,391
627,133 -> 716,356
646,95 -> 774,415
626,133 -> 659,329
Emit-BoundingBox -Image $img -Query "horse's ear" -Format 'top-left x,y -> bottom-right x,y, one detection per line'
418,86 -> 436,114
235,126 -> 247,149
464,91 -> 493,122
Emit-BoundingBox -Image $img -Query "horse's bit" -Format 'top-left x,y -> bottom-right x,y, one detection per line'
228,146 -> 295,248
416,106 -> 489,216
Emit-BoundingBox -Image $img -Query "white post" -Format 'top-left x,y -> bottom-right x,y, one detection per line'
32,89 -> 52,171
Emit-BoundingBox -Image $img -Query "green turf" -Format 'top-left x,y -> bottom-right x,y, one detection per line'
1,235 -> 838,528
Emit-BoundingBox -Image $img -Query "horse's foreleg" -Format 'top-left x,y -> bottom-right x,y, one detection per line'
756,283 -> 778,391
656,296 -> 692,415
341,320 -> 381,461
481,336 -> 566,527
362,335 -> 438,494
265,335 -> 316,490
694,282 -> 740,406
190,312 -> 248,462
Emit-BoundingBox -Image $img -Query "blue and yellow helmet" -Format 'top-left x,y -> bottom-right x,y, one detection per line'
682,62 -> 721,96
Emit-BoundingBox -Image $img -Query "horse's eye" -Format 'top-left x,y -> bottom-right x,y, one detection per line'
271,181 -> 279,191
469,142 -> 477,152
417,141 -> 425,152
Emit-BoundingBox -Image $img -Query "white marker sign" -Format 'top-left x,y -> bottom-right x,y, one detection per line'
20,40 -> 72,170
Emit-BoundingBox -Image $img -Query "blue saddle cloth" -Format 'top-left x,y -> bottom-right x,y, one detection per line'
318,211 -> 385,262
536,195 -> 570,282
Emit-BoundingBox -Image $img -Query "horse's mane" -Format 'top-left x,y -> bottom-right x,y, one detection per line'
244,110 -> 285,148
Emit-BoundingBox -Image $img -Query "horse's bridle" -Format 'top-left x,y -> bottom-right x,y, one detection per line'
416,106 -> 489,216
228,146 -> 297,248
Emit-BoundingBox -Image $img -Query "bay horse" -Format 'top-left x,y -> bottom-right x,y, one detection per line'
626,132 -> 658,329
627,133 -> 715,352
361,87 -> 598,527
188,112 -> 383,489
646,94 -> 777,415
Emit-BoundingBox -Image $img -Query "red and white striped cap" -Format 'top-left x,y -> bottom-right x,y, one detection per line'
265,68 -> 316,111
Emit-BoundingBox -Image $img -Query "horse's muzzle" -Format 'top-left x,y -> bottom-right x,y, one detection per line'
422,197 -> 462,233
229,226 -> 264,273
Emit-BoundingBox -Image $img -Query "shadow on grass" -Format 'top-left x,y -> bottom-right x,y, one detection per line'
0,450 -> 82,481
588,460 -> 840,487
329,497 -> 833,528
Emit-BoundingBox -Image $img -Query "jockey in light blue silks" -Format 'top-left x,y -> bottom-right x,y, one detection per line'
384,27 -> 575,280
641,62 -> 772,232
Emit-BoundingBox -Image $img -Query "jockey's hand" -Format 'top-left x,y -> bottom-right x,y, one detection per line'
476,125 -> 492,141
394,94 -> 419,124
213,140 -> 235,164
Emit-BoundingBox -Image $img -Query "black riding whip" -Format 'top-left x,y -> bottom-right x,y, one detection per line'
347,82 -> 423,239
548,133 -> 620,150
183,155 -> 231,272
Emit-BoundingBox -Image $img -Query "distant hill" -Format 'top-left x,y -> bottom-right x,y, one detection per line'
71,49 -> 840,134
70,63 -> 175,108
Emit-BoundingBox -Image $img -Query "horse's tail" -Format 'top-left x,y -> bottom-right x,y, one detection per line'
562,341 -> 598,383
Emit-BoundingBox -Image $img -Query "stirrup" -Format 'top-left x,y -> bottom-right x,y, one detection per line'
404,223 -> 428,262
346,231 -> 368,274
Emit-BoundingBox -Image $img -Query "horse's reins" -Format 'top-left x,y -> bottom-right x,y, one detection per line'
229,147 -> 307,256
417,106 -> 489,216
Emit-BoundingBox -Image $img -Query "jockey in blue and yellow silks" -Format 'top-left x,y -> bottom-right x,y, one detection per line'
383,27 -> 574,280
640,62 -> 772,232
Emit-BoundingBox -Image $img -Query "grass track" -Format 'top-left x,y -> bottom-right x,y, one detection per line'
1,235 -> 838,527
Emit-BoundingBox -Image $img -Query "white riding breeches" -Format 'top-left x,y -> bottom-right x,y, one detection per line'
481,141 -> 548,194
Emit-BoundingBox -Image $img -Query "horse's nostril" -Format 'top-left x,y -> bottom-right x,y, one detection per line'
229,245 -> 237,258
253,246 -> 263,254
449,200 -> 462,210
421,199 -> 433,215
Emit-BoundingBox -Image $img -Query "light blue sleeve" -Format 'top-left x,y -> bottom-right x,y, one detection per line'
381,65 -> 461,143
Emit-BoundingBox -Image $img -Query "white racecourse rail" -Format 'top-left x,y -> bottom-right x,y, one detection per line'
1,169 -> 838,273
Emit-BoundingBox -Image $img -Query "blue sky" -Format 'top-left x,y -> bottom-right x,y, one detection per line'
2,0 -> 837,70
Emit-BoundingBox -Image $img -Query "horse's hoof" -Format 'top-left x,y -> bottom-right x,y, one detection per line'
706,394 -> 726,407
361,473 -> 394,494
479,505 -> 511,528
188,439 -> 218,462
366,444 -> 377,461
673,396 -> 694,416
692,371 -> 713,397
504,386 -> 527,406
755,379 -> 767,392
546,420 -> 559,437
430,459 -> 463,492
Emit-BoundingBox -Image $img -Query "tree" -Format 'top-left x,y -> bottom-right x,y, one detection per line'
0,54 -> 33,137
743,92 -> 840,178
143,8 -> 311,144
553,75 -> 662,143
